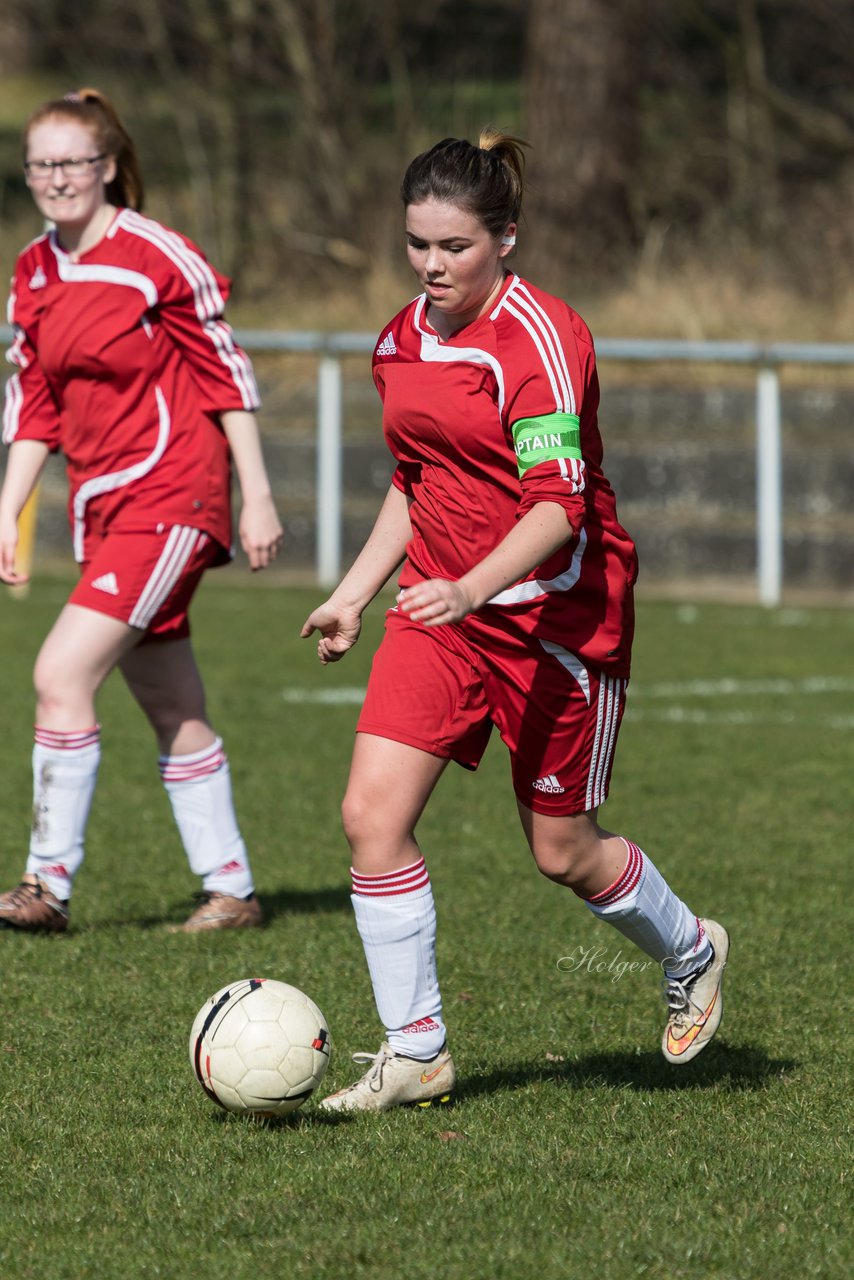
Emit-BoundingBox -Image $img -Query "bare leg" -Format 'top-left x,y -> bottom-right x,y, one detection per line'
119,637 -> 214,755
342,733 -> 450,873
517,799 -> 710,974
516,803 -> 627,897
34,603 -> 143,729
120,637 -> 257,909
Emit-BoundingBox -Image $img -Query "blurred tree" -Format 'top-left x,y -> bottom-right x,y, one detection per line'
0,6 -> 32,75
257,0 -> 377,269
136,0 -> 246,272
3,0 -> 853,300
522,0 -> 645,287
681,0 -> 780,243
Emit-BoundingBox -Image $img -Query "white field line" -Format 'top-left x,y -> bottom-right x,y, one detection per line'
281,677 -> 854,729
625,675 -> 854,726
282,687 -> 366,705
629,676 -> 854,698
625,708 -> 854,729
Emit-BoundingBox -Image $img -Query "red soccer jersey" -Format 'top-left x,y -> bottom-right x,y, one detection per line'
3,208 -> 259,563
372,273 -> 638,674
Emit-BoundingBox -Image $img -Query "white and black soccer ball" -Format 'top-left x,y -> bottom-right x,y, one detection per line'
189,978 -> 331,1117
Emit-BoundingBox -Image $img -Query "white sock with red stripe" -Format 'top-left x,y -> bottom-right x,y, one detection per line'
350,856 -> 446,1060
583,839 -> 712,979
159,737 -> 254,898
25,726 -> 101,901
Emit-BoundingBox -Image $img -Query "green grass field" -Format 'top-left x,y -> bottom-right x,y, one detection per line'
1,576 -> 851,1279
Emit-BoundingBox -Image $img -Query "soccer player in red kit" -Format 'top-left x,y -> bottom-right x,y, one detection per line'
302,131 -> 730,1110
0,89 -> 282,932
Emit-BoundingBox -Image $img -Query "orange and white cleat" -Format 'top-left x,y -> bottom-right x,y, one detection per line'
320,1041 -> 455,1112
662,918 -> 729,1064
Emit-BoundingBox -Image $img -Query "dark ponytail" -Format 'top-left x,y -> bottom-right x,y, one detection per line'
401,127 -> 527,236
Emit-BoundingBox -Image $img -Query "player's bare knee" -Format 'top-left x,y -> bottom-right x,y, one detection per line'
133,682 -> 206,740
340,788 -> 375,850
34,689 -> 68,723
33,656 -> 76,720
142,702 -> 184,741
531,837 -> 595,888
533,851 -> 577,885
341,788 -> 412,865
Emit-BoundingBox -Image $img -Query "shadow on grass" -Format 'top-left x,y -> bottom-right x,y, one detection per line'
258,885 -> 353,920
458,1042 -> 799,1099
69,884 -> 353,932
204,1105 -> 352,1130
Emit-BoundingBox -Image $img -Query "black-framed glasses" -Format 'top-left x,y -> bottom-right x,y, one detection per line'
24,154 -> 106,180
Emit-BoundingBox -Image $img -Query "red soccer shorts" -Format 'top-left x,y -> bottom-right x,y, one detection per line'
69,525 -> 221,643
357,607 -> 628,816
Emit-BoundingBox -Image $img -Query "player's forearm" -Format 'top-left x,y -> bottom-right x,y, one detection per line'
0,440 -> 50,521
220,410 -> 275,501
458,501 -> 572,611
329,484 -> 412,612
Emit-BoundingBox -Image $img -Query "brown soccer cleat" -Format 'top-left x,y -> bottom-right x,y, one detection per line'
174,891 -> 263,933
0,875 -> 69,933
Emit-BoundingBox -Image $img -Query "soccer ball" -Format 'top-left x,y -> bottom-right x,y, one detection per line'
189,978 -> 331,1117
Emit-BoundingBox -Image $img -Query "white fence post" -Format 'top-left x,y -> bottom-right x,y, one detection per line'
317,354 -> 342,586
756,365 -> 783,607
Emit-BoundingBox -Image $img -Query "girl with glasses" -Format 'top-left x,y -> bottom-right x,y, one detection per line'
0,88 -> 283,933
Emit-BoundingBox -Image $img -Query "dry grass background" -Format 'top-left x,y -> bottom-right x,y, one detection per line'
192,266 -> 854,355
2,68 -> 853,347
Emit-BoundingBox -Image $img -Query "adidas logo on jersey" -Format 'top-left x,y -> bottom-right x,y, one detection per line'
533,774 -> 565,794
29,267 -> 47,291
91,572 -> 120,596
376,331 -> 397,356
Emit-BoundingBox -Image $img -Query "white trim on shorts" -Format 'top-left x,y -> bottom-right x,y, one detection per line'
538,638 -> 626,810
586,674 -> 626,810
128,525 -> 208,630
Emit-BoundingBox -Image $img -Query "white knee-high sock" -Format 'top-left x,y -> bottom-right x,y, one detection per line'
351,857 -> 446,1060
159,737 -> 254,897
583,839 -> 713,980
26,726 -> 101,900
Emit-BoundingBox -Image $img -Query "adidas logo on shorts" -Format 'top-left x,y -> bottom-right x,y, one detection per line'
91,572 -> 120,596
533,774 -> 565,794
376,331 -> 397,356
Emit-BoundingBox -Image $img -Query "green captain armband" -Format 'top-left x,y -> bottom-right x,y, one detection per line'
511,413 -> 582,476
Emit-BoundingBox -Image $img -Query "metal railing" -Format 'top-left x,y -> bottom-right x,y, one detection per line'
5,326 -> 854,604
235,332 -> 854,605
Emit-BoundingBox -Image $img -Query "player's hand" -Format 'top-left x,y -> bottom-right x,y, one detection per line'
239,494 -> 284,571
397,578 -> 474,626
0,516 -> 27,586
300,601 -> 363,664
